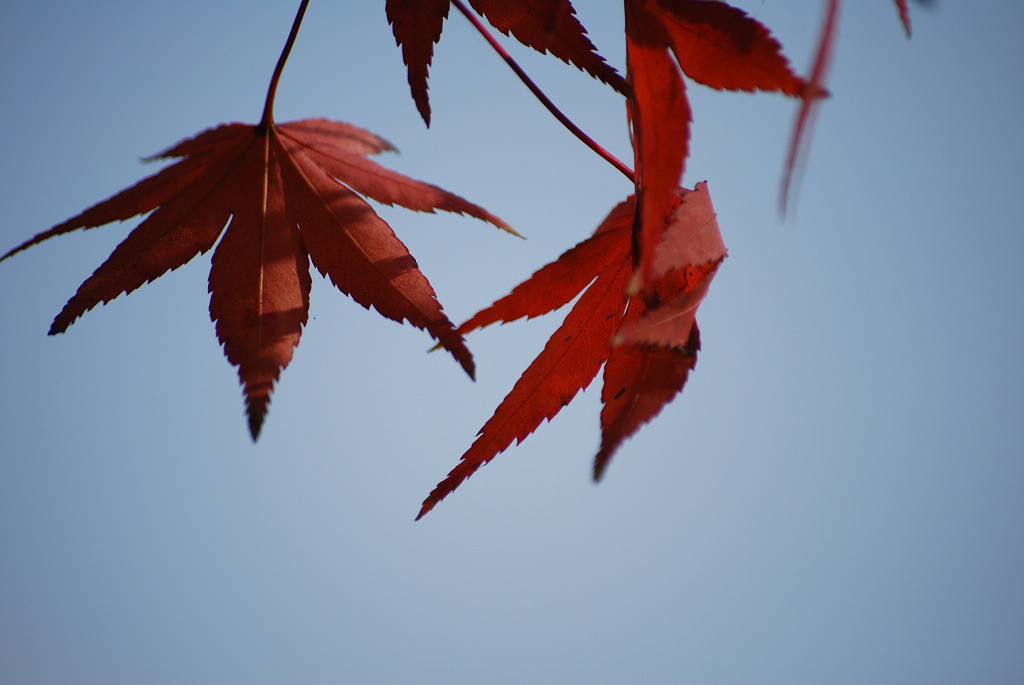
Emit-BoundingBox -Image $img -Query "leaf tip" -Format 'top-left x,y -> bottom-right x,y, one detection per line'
488,216 -> 523,238
415,499 -> 435,521
448,340 -> 476,381
248,409 -> 265,442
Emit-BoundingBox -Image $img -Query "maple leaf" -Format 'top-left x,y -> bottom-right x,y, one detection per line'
624,0 -> 806,297
1,1 -> 513,440
387,0 -> 629,126
417,182 -> 726,519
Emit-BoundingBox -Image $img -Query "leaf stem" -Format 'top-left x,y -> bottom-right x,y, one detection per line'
261,0 -> 311,128
451,0 -> 635,183
780,0 -> 838,215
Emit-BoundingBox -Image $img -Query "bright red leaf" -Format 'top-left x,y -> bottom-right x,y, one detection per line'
417,182 -> 725,519
387,0 -> 628,126
625,0 -> 805,296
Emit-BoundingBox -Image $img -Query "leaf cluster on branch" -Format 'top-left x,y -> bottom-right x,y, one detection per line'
1,0 -> 918,517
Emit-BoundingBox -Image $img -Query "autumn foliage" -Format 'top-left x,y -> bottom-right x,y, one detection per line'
1,0 -> 918,517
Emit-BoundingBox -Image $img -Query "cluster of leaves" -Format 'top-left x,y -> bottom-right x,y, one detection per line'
1,0 -> 918,517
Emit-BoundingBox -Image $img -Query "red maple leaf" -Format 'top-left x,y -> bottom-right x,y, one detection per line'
417,182 -> 726,519
1,2 -> 513,440
625,0 -> 806,296
387,0 -> 629,126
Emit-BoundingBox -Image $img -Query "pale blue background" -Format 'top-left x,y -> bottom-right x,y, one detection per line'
2,2 -> 1022,683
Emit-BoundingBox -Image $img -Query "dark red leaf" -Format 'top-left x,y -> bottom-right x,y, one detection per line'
387,0 -> 627,126
2,118 -> 512,438
386,0 -> 451,127
206,133 -> 310,437
650,0 -> 805,95
468,0 -> 629,95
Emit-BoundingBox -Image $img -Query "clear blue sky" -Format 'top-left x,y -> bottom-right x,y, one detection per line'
2,2 -> 1022,683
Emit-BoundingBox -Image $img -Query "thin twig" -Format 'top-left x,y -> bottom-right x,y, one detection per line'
451,0 -> 635,183
261,0 -> 311,127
